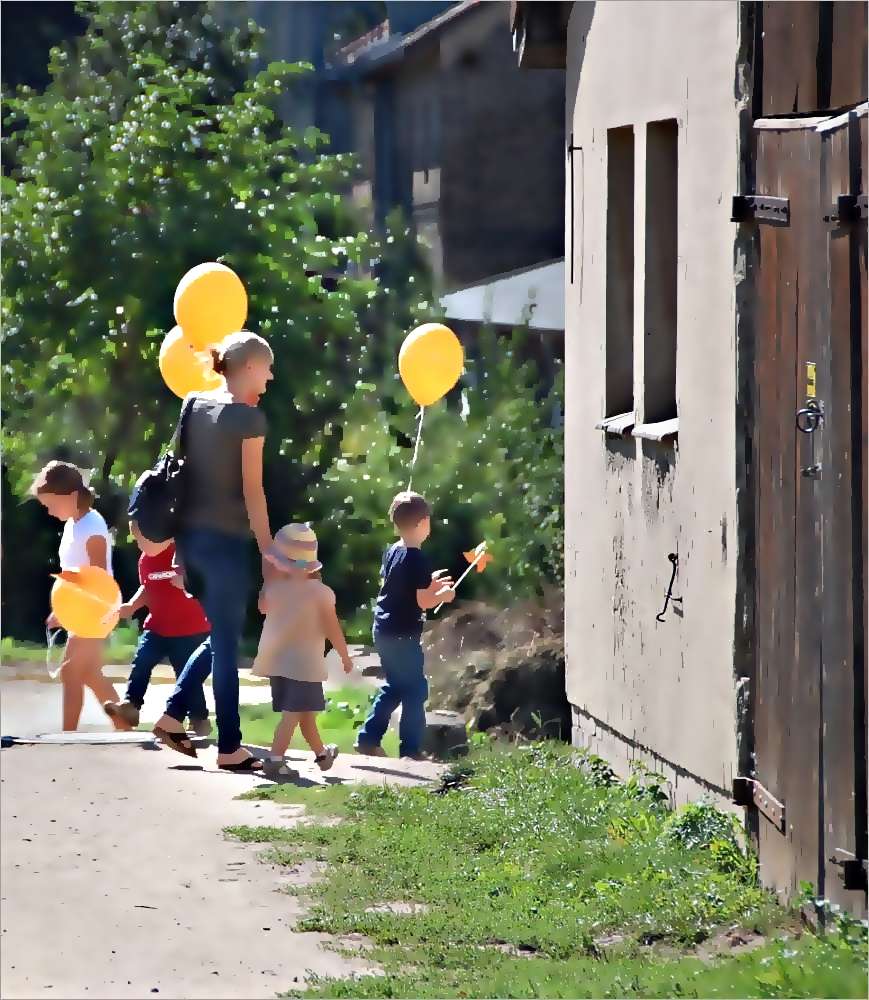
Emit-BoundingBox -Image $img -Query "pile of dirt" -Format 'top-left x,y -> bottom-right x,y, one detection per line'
424,588 -> 569,741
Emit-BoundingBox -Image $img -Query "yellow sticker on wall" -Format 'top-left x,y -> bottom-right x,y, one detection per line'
806,362 -> 817,398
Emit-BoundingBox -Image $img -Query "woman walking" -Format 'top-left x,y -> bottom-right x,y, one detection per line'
152,331 -> 274,771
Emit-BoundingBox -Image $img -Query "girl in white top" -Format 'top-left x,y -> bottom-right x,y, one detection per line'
32,462 -> 126,732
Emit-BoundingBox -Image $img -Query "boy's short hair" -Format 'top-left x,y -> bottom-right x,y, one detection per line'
388,491 -> 431,530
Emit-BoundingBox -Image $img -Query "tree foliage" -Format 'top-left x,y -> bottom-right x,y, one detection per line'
2,0 -> 376,503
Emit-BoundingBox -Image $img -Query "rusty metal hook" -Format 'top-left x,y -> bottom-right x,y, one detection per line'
656,552 -> 682,623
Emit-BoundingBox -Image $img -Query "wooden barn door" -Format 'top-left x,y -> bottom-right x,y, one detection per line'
748,107 -> 866,914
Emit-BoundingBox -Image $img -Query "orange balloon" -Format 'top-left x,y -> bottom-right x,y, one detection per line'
159,326 -> 224,399
51,567 -> 121,639
398,323 -> 464,407
173,262 -> 248,350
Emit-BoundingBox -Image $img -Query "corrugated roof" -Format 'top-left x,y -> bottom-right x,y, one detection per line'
331,0 -> 483,74
439,258 -> 564,331
397,0 -> 483,51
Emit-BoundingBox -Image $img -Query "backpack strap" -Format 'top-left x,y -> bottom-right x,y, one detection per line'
169,395 -> 195,457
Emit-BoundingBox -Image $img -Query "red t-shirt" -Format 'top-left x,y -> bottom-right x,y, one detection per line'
140,544 -> 210,637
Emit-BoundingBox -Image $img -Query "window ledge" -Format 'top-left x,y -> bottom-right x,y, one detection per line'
632,417 -> 679,442
595,411 -> 635,437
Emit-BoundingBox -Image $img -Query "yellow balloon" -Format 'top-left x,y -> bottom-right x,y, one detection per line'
173,262 -> 248,350
159,326 -> 225,399
398,323 -> 464,407
51,567 -> 121,639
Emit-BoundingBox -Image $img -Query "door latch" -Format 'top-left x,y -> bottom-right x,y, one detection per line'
796,398 -> 823,480
796,398 -> 824,433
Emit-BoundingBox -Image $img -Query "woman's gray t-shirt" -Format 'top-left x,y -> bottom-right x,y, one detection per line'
180,394 -> 267,538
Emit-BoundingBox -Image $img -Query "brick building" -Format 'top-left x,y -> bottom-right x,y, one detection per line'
332,0 -> 565,290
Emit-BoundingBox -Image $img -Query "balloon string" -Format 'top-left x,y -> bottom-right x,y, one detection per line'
407,406 -> 425,491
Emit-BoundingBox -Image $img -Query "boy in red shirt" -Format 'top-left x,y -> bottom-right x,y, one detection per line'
103,522 -> 211,734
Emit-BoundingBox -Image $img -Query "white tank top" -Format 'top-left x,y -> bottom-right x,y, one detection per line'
58,510 -> 113,574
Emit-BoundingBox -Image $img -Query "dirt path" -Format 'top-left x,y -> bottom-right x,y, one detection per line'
1,741 -> 441,999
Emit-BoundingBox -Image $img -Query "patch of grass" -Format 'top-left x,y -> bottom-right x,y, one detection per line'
235,742 -> 867,998
294,931 -> 868,998
1,629 -> 138,664
238,684 -> 399,756
235,781 -> 353,817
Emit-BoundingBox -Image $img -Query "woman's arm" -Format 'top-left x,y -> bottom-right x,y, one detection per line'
241,436 -> 271,557
85,535 -> 109,571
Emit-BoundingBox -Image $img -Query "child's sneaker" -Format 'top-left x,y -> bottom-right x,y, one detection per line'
188,717 -> 212,738
354,741 -> 387,757
315,744 -> 339,771
103,700 -> 139,729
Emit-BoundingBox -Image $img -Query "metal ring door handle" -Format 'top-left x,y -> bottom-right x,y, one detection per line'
796,401 -> 823,434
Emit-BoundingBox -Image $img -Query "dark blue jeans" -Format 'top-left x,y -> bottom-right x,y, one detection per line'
165,529 -> 251,754
125,629 -> 209,720
357,631 -> 427,757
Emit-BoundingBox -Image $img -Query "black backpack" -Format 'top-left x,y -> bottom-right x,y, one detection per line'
127,396 -> 194,543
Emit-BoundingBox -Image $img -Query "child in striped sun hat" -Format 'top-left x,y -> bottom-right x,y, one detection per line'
253,523 -> 354,780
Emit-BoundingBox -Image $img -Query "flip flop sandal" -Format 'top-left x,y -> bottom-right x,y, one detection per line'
218,755 -> 264,773
152,726 -> 197,758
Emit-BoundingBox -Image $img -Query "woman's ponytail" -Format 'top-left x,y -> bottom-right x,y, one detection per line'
211,348 -> 228,376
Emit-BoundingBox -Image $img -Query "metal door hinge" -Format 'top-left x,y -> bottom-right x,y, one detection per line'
733,777 -> 786,833
824,193 -> 868,224
830,849 -> 869,891
732,195 -> 790,225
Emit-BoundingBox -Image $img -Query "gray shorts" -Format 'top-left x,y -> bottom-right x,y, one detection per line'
269,677 -> 326,713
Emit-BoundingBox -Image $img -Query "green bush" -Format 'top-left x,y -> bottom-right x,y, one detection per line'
665,800 -> 744,851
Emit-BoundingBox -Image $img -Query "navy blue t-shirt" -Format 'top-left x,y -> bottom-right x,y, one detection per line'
373,542 -> 433,637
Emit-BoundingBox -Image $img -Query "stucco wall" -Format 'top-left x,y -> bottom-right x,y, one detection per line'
564,1 -> 743,801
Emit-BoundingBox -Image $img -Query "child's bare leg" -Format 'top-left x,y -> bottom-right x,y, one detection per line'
61,637 -> 105,731
271,712 -> 298,758
61,656 -> 85,732
85,667 -> 127,731
298,713 -> 325,756
76,639 -> 126,731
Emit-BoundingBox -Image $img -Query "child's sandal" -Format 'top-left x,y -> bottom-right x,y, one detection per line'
263,759 -> 300,782
315,745 -> 339,772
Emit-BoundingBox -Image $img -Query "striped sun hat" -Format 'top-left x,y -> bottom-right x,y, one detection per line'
265,523 -> 323,573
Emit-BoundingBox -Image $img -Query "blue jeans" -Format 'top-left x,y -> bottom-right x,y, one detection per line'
165,529 -> 251,754
125,630 -> 209,721
357,631 -> 427,757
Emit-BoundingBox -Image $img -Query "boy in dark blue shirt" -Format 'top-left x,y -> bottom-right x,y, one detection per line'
355,491 -> 455,760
